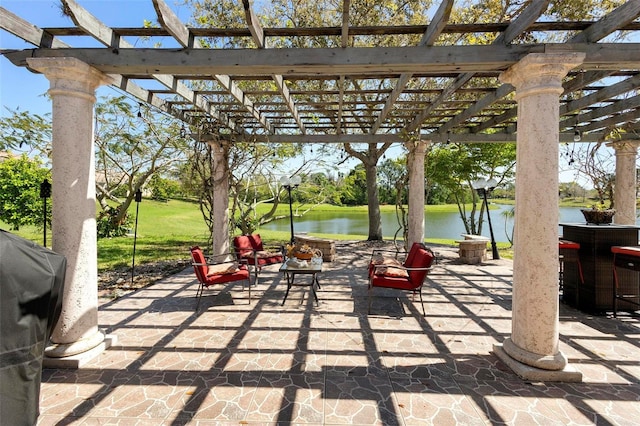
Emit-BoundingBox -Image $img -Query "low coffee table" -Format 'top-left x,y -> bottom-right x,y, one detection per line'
279,258 -> 323,305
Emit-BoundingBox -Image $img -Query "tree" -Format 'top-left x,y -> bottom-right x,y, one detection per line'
94,95 -> 189,236
340,165 -> 367,206
343,143 -> 392,240
0,107 -> 52,157
563,142 -> 616,208
378,157 -> 408,205
0,154 -> 50,230
427,143 -> 516,235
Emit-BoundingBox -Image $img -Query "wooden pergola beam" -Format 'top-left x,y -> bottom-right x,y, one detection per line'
6,43 -> 640,76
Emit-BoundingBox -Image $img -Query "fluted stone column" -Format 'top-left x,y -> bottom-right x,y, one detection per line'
27,58 -> 112,364
494,53 -> 584,382
212,141 -> 230,256
406,140 -> 429,247
608,140 -> 640,225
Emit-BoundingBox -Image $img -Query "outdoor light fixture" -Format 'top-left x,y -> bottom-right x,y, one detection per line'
40,179 -> 51,247
471,177 -> 500,260
137,102 -> 143,118
574,127 -> 581,142
179,123 -> 186,138
131,188 -> 143,286
280,175 -> 302,244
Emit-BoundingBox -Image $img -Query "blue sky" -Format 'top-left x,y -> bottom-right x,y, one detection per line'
1,0 -> 191,117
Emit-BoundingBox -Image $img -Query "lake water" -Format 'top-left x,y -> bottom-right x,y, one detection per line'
261,205 -> 605,243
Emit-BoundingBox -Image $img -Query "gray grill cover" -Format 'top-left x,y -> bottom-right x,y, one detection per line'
0,229 -> 66,426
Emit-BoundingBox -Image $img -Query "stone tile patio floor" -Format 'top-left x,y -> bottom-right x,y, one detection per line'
37,241 -> 640,425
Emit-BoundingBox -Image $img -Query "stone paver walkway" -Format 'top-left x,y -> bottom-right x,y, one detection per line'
37,241 -> 640,425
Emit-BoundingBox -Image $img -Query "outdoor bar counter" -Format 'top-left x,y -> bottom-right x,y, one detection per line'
561,223 -> 640,313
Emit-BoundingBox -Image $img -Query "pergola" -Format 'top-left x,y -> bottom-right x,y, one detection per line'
3,0 -> 640,382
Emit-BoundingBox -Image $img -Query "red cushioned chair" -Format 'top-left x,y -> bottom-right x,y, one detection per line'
368,242 -> 435,316
190,246 -> 251,310
233,234 -> 284,284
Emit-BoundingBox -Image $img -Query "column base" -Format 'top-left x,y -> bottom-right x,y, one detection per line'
493,343 -> 582,382
43,332 -> 116,369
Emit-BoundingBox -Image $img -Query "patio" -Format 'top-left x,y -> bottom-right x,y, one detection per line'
37,241 -> 640,425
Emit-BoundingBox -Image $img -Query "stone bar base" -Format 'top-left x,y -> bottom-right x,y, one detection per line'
456,239 -> 488,264
493,343 -> 582,382
43,333 -> 116,369
295,235 -> 336,261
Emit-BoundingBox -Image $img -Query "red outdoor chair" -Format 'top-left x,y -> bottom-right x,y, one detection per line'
190,246 -> 251,310
233,234 -> 284,284
368,242 -> 436,316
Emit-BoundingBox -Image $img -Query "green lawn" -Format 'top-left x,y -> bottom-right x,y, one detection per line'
2,199 -> 515,270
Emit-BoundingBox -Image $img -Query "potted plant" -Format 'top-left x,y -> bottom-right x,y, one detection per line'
580,204 -> 616,225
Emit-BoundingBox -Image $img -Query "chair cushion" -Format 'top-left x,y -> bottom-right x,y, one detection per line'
190,246 -> 209,282
559,239 -> 580,250
370,274 -> 416,290
611,246 -> 640,257
207,262 -> 240,275
405,245 -> 434,284
233,234 -> 260,250
203,265 -> 249,285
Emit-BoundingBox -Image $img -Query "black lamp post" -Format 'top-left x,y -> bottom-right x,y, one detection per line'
40,179 -> 51,248
131,188 -> 142,286
471,178 -> 500,260
280,175 -> 301,244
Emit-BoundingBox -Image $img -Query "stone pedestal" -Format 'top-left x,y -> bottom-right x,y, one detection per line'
295,235 -> 336,261
456,239 -> 487,264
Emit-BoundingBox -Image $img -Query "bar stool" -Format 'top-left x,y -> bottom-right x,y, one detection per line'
559,239 -> 584,305
611,246 -> 640,317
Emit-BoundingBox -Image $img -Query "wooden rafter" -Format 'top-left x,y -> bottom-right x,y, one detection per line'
407,0 -> 551,134
153,0 -> 270,133
240,0 -> 303,134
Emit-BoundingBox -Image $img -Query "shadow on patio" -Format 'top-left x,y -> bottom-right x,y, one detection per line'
37,241 -> 640,425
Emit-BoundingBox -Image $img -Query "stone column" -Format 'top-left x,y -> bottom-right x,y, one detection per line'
608,140 -> 640,225
27,58 -> 112,363
212,141 -> 230,256
406,140 -> 428,247
494,53 -> 585,382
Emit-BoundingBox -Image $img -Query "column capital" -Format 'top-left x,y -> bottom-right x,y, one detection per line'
499,53 -> 585,98
27,57 -> 112,101
606,139 -> 640,155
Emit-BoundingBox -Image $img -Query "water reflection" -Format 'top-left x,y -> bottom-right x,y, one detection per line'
261,206 -> 604,243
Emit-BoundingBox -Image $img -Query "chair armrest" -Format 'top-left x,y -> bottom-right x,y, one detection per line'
403,265 -> 435,272
204,253 -> 239,264
372,264 -> 434,273
262,244 -> 285,254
